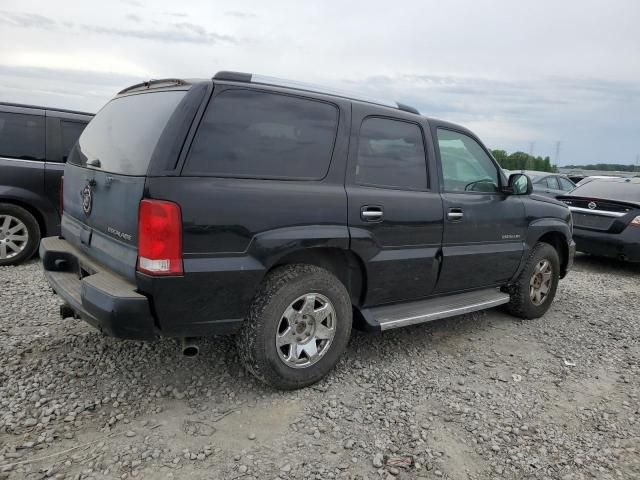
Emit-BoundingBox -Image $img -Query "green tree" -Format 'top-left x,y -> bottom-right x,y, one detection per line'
490,149 -> 555,173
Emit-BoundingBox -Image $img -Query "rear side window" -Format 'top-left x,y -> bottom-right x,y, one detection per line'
0,112 -> 45,161
558,177 -> 574,191
355,117 -> 427,190
544,176 -> 559,189
61,121 -> 87,162
184,89 -> 338,179
69,91 -> 186,175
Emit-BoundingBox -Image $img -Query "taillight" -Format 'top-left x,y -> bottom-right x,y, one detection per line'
59,176 -> 64,214
137,199 -> 183,276
630,216 -> 640,227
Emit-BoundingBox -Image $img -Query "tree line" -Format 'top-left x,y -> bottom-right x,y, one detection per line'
563,163 -> 640,172
490,150 -> 555,172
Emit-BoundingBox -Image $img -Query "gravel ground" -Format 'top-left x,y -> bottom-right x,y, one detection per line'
0,254 -> 639,480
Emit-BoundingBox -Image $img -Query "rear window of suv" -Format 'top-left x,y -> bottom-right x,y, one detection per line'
183,89 -> 339,179
69,91 -> 186,175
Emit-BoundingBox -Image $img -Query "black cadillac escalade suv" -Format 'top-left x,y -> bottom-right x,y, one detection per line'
40,72 -> 575,389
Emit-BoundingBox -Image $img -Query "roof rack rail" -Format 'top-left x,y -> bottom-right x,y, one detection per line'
213,71 -> 420,115
118,78 -> 189,95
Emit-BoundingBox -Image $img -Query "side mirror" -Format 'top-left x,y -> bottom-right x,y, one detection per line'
506,173 -> 533,195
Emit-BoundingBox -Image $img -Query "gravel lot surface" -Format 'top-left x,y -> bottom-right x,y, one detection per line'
1,255 -> 639,479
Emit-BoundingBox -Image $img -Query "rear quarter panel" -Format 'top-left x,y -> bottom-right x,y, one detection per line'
141,87 -> 352,336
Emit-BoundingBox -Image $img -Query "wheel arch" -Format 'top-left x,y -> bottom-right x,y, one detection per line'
269,247 -> 367,307
538,231 -> 568,273
0,196 -> 47,237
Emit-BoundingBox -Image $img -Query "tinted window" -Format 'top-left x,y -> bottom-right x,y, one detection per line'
437,129 -> 499,192
544,176 -> 559,189
61,121 -> 87,162
355,117 -> 427,190
69,91 -> 186,175
185,89 -> 338,179
558,177 -> 575,191
0,112 -> 45,161
571,180 -> 640,202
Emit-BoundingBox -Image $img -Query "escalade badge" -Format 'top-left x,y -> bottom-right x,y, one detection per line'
81,184 -> 93,215
588,201 -> 597,210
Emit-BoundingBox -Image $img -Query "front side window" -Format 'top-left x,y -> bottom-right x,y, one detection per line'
437,129 -> 499,193
355,117 -> 427,190
184,89 -> 339,179
0,112 -> 45,161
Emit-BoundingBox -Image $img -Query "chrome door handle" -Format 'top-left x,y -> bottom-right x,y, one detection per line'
447,209 -> 464,220
361,205 -> 383,222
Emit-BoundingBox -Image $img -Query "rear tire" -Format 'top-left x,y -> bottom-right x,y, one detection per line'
236,264 -> 352,390
506,242 -> 560,319
0,203 -> 40,267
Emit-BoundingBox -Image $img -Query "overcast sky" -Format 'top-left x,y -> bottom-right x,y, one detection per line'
1,0 -> 638,165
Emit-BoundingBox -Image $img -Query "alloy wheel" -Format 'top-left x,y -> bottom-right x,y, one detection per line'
0,215 -> 29,260
530,259 -> 553,306
275,293 -> 337,368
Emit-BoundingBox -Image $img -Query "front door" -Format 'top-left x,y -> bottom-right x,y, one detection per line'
346,107 -> 443,306
433,127 -> 526,293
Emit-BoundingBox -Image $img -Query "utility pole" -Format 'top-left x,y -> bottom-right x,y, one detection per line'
554,141 -> 561,165
529,142 -> 535,156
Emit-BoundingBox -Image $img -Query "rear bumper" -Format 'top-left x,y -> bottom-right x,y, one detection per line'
40,237 -> 158,340
573,227 -> 640,263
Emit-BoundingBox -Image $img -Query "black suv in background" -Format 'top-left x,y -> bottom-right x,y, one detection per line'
40,72 -> 575,389
0,103 -> 92,265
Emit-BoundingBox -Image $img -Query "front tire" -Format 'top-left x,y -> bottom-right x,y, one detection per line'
0,204 -> 40,267
506,242 -> 560,319
236,264 -> 352,390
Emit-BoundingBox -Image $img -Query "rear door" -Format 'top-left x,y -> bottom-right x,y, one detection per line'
0,109 -> 46,203
346,105 -> 443,306
434,126 -> 526,293
62,86 -> 204,281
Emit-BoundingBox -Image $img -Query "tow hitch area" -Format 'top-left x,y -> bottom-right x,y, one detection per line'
60,303 -> 78,320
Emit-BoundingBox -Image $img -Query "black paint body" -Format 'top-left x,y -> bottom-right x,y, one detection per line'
40,78 -> 574,340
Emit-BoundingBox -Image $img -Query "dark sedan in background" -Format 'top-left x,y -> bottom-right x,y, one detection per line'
506,170 -> 576,199
559,178 -> 640,262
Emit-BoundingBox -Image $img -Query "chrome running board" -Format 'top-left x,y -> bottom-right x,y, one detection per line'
365,288 -> 510,331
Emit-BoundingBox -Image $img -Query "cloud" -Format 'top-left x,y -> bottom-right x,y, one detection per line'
0,64 -> 143,112
163,11 -> 188,18
0,64 -> 141,87
87,23 -> 237,44
225,11 -> 257,19
0,11 -> 56,29
0,9 -> 236,45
